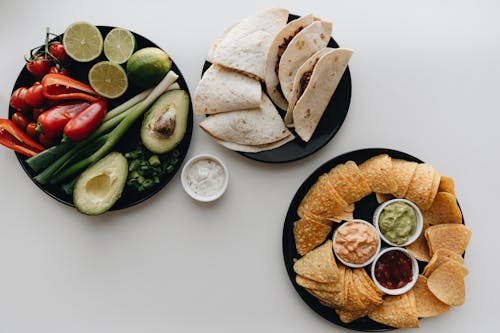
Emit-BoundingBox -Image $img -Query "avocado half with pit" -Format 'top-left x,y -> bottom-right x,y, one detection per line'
73,152 -> 128,215
141,89 -> 189,154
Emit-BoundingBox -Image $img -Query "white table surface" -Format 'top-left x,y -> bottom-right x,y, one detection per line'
0,0 -> 499,332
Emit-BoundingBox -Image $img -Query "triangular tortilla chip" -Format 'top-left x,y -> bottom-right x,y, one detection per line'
328,161 -> 372,204
423,249 -> 467,277
413,275 -> 450,318
375,192 -> 395,204
438,175 -> 456,196
293,216 -> 332,256
422,192 -> 463,225
207,8 -> 289,79
406,222 -> 431,262
427,261 -> 466,306
358,154 -> 398,194
194,65 -> 262,115
425,224 -> 471,257
405,163 -> 438,210
293,240 -> 338,283
391,159 -> 418,198
368,291 -> 419,328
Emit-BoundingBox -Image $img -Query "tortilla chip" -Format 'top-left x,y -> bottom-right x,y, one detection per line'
376,192 -> 395,204
358,154 -> 398,194
368,291 -> 419,328
293,240 -> 338,283
426,170 -> 441,209
391,159 -> 418,198
344,268 -> 367,312
293,216 -> 332,256
422,192 -> 463,225
303,264 -> 346,308
427,260 -> 466,306
406,223 -> 431,262
405,163 -> 438,210
336,308 -> 367,324
352,268 -> 383,307
425,224 -> 471,257
297,173 -> 349,221
413,275 -> 450,317
423,249 -> 468,277
438,175 -> 456,196
328,161 -> 372,204
328,207 -> 354,223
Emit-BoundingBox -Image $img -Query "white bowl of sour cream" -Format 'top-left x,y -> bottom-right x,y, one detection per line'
181,154 -> 228,202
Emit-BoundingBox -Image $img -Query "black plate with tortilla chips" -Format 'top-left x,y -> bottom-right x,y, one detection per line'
283,148 -> 427,331
202,14 -> 351,163
9,26 -> 193,211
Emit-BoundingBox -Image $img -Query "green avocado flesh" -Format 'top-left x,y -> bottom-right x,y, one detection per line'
73,152 -> 128,215
141,89 -> 189,154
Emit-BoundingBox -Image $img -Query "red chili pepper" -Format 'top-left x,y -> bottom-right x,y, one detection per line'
37,101 -> 90,138
0,119 -> 45,157
41,73 -> 102,102
64,101 -> 107,142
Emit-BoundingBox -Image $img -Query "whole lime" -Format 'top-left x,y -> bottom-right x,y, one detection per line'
126,47 -> 172,89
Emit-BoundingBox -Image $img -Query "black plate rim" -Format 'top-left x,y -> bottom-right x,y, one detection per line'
10,25 -> 193,212
201,13 -> 351,164
282,148 -> 465,331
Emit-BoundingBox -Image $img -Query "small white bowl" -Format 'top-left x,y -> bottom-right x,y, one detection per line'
332,219 -> 381,268
371,247 -> 419,295
181,154 -> 228,202
373,198 -> 423,247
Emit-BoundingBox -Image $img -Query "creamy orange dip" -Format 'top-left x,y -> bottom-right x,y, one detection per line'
333,221 -> 379,265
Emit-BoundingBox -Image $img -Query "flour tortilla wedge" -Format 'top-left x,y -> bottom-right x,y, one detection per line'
199,94 -> 291,146
278,20 -> 332,102
212,134 -> 294,153
292,48 -> 353,142
207,8 -> 289,80
264,14 -> 315,111
194,65 -> 262,115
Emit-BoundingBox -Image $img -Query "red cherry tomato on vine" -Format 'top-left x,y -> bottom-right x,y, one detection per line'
26,55 -> 51,78
10,87 -> 31,113
49,42 -> 68,63
26,122 -> 39,139
48,65 -> 68,76
25,82 -> 45,107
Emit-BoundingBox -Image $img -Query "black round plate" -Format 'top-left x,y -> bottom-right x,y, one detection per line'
9,26 -> 193,211
202,14 -> 351,163
282,148 -> 465,331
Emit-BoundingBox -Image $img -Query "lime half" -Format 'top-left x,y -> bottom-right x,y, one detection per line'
104,28 -> 136,64
63,22 -> 103,62
88,61 -> 128,99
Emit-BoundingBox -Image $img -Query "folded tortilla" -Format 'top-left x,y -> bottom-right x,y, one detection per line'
264,14 -> 315,111
207,8 -> 289,80
213,133 -> 295,153
199,93 -> 292,146
194,65 -> 262,115
278,20 -> 332,102
289,48 -> 353,142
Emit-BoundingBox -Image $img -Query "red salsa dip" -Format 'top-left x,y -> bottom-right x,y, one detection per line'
374,250 -> 413,289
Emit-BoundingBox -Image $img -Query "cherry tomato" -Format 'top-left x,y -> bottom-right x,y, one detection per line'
26,55 -> 51,78
32,107 -> 45,121
11,112 -> 31,130
25,82 -> 45,107
48,65 -> 68,76
38,133 -> 57,147
26,122 -> 39,139
10,87 -> 31,113
48,42 -> 68,63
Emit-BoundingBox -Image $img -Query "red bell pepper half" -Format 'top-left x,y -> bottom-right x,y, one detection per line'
64,101 -> 107,142
37,101 -> 90,138
0,119 -> 45,157
42,73 -> 102,103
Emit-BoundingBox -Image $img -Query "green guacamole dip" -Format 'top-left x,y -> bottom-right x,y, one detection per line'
379,202 -> 417,245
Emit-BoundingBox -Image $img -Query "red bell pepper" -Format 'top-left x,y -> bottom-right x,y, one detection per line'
64,101 -> 107,142
37,101 -> 90,138
41,73 -> 102,102
0,119 -> 45,157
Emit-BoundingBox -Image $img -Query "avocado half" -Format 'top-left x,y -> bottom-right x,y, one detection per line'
73,152 -> 128,215
141,89 -> 189,154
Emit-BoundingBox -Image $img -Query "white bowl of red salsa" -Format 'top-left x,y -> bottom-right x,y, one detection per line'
370,247 -> 419,295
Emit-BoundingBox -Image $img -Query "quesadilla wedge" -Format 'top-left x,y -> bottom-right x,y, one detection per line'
264,14 -> 316,111
278,20 -> 332,102
194,65 -> 262,115
288,48 -> 352,142
207,8 -> 289,80
199,93 -> 291,146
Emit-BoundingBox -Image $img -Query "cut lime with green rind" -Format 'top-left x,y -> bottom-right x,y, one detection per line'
104,28 -> 136,64
88,61 -> 128,99
63,22 -> 103,62
126,47 -> 172,89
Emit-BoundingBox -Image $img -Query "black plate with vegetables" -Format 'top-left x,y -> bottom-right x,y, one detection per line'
7,25 -> 193,212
